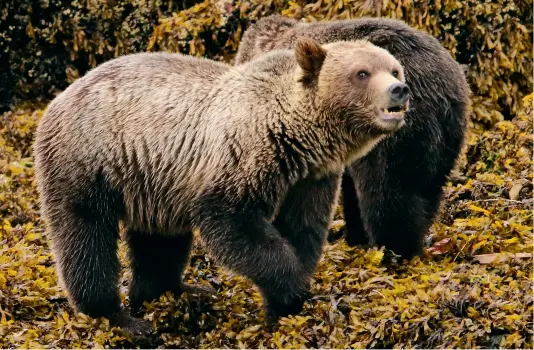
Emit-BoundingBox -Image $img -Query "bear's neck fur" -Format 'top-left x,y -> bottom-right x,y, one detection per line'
232,50 -> 384,181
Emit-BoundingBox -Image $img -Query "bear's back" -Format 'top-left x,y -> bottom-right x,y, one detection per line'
35,52 -> 230,161
40,52 -> 229,130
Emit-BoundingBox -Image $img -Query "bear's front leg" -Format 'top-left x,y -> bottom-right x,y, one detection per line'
340,172 -> 369,247
273,173 -> 342,277
193,189 -> 310,324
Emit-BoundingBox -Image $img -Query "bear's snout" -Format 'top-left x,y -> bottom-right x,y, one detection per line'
388,83 -> 410,104
377,81 -> 411,130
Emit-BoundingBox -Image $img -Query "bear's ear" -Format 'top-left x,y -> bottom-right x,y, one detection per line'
295,37 -> 327,85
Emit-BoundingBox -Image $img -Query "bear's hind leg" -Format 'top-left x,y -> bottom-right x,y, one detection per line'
48,209 -> 152,337
50,214 -> 120,316
358,184 -> 440,259
41,167 -> 153,337
126,230 -> 214,313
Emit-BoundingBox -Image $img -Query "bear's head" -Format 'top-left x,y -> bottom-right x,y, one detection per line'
294,37 -> 410,135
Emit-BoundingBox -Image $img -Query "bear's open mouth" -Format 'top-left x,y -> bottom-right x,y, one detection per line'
381,105 -> 406,117
380,100 -> 410,119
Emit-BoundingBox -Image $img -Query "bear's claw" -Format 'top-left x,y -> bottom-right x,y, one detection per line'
265,290 -> 312,327
109,311 -> 154,339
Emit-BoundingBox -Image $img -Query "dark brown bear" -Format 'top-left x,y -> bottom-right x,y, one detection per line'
236,16 -> 470,258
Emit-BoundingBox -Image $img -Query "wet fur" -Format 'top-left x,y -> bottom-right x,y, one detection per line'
34,40 -> 405,333
236,16 -> 470,258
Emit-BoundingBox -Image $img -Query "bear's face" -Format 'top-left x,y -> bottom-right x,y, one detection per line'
295,39 -> 410,135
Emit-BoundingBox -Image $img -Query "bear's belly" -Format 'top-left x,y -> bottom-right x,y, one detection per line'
120,181 -> 199,235
122,201 -> 193,235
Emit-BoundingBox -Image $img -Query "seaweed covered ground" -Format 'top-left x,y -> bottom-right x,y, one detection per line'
0,89 -> 532,349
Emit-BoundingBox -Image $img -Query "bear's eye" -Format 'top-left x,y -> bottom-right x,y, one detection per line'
392,70 -> 399,78
357,70 -> 370,80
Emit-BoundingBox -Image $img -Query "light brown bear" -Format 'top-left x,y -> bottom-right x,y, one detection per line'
33,38 -> 410,336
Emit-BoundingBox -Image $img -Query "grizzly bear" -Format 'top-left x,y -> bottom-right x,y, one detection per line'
236,16 -> 470,258
34,38 -> 410,336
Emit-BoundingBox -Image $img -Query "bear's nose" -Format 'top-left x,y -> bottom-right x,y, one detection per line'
388,83 -> 410,103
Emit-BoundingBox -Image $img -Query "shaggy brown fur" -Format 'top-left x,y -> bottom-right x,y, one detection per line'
236,16 -> 470,258
34,38 -> 408,336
